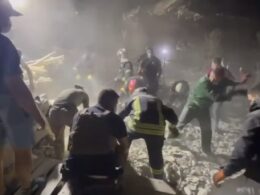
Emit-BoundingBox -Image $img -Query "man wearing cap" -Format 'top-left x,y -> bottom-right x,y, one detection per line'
0,1 -> 46,194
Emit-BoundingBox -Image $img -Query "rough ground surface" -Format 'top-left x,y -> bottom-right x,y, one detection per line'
128,120 -> 243,195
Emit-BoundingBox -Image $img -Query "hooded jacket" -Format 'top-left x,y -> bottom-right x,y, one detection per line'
224,100 -> 260,182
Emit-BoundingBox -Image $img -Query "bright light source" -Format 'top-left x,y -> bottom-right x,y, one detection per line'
161,48 -> 169,55
9,0 -> 28,10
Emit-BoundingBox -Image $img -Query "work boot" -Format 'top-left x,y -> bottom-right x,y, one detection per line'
21,177 -> 46,195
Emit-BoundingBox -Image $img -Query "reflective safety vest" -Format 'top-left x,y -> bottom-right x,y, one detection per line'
127,94 -> 166,136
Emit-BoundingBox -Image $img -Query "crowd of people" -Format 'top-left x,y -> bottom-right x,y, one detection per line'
0,0 -> 260,195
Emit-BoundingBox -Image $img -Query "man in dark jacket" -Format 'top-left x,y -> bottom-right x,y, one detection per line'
138,47 -> 162,95
119,87 -> 178,179
212,83 -> 260,195
48,85 -> 89,159
65,89 -> 128,194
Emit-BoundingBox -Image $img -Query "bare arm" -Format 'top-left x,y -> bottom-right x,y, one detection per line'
5,75 -> 45,128
21,61 -> 35,92
82,92 -> 89,108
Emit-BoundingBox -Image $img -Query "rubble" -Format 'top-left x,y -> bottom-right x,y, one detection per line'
128,120 -> 243,195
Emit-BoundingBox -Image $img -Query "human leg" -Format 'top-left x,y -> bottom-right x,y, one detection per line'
176,105 -> 196,130
0,121 -> 6,195
13,148 -> 32,189
197,109 -> 212,154
144,135 -> 164,179
49,108 -> 66,160
0,148 -> 5,195
1,97 -> 35,192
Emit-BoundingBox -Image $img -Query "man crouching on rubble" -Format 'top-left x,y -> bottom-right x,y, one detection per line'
212,83 -> 260,195
48,85 -> 89,160
63,89 -> 128,194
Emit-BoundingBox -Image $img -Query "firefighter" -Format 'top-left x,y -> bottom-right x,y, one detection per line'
212,83 -> 260,195
48,85 -> 89,160
138,47 -> 162,95
115,48 -> 134,84
119,87 -> 178,179
125,74 -> 148,95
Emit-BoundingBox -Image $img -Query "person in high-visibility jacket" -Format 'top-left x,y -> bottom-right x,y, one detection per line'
119,87 -> 178,179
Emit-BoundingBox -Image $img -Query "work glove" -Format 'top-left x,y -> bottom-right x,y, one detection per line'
167,124 -> 180,139
213,169 -> 226,187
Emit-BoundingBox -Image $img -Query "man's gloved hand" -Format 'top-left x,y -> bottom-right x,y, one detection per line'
213,169 -> 226,187
168,125 -> 180,139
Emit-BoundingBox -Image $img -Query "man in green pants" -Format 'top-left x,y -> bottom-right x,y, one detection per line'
176,67 -> 246,155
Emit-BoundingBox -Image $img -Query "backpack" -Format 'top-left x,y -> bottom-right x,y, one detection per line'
69,108 -> 115,155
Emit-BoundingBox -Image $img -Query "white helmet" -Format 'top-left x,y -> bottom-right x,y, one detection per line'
117,48 -> 127,57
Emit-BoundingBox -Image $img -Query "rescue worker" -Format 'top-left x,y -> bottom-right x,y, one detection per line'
125,74 -> 147,95
0,1 -> 47,194
138,47 -> 162,95
116,48 -> 134,83
209,57 -> 250,132
48,85 -> 89,160
64,89 -> 128,195
119,87 -> 178,179
176,68 -> 247,155
166,80 -> 190,115
212,83 -> 260,195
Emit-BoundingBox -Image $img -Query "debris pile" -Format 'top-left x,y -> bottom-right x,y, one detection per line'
128,120 -> 243,195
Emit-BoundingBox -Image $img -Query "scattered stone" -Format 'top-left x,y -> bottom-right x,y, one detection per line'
128,120 -> 243,195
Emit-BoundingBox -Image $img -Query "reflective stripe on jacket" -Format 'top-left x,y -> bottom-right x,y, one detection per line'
126,95 -> 166,136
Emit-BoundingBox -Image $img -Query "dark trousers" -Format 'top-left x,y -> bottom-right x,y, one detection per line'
128,132 -> 164,179
147,80 -> 159,96
177,105 -> 212,154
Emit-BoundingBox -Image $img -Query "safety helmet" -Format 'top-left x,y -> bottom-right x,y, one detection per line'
171,80 -> 190,95
128,76 -> 147,94
117,48 -> 127,57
